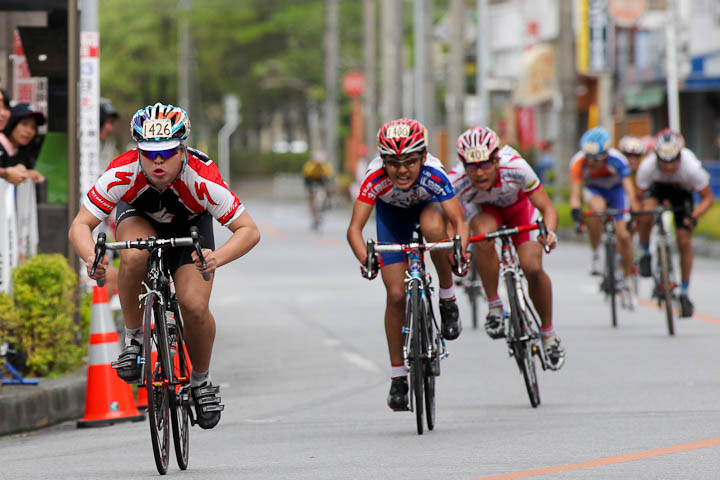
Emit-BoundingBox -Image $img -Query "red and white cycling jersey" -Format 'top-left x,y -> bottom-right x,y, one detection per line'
84,148 -> 244,226
448,145 -> 541,210
636,148 -> 710,192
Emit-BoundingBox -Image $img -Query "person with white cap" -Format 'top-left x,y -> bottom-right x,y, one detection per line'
69,102 -> 261,429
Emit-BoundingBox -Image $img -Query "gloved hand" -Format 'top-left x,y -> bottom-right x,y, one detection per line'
449,251 -> 471,277
571,208 -> 584,232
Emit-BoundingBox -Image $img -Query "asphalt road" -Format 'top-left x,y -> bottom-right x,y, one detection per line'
1,198 -> 719,480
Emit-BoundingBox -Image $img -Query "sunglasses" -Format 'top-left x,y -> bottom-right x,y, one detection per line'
464,160 -> 494,172
139,146 -> 181,161
585,153 -> 607,162
383,157 -> 421,170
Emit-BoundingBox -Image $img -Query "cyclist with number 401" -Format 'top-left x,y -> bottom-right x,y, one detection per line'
449,126 -> 565,370
69,102 -> 261,430
347,118 -> 470,412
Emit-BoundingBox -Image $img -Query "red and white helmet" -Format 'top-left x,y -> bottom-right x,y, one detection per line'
654,128 -> 685,162
377,118 -> 427,156
456,126 -> 500,163
618,135 -> 647,156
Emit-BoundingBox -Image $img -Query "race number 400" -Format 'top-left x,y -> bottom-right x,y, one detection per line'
143,119 -> 172,139
385,124 -> 410,139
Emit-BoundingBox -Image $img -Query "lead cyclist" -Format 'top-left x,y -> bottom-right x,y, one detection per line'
68,102 -> 261,429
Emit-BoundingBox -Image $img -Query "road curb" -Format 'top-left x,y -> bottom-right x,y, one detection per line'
0,368 -> 86,437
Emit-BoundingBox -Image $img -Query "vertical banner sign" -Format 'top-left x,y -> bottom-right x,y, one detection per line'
588,0 -> 610,72
79,31 -> 101,207
15,182 -> 38,262
11,30 -> 49,122
577,0 -> 590,73
0,181 -> 8,293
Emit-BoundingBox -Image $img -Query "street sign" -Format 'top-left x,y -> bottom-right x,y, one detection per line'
342,71 -> 365,98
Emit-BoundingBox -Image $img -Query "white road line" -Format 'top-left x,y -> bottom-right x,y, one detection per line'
340,351 -> 381,373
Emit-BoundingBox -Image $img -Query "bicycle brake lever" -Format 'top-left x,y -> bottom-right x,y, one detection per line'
190,226 -> 211,281
537,219 -> 551,254
91,232 -> 107,287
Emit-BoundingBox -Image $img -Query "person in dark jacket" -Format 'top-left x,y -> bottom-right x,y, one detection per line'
0,103 -> 46,184
0,89 -> 29,185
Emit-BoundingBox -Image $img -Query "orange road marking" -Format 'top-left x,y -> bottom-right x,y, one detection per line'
637,298 -> 720,325
472,437 -> 720,480
257,222 -> 288,239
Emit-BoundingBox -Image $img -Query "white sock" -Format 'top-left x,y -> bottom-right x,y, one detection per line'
190,370 -> 212,387
391,364 -> 407,379
439,286 -> 456,301
124,327 -> 142,346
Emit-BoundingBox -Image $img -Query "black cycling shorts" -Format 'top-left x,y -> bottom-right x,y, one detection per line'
115,202 -> 215,275
643,182 -> 694,231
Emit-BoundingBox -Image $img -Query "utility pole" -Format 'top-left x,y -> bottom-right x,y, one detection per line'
363,0 -> 376,152
414,0 -> 427,124
423,0 -> 436,134
381,0 -> 402,121
554,0 -> 575,201
475,0 -> 489,126
178,0 -> 192,123
665,0 -> 680,131
324,0 -> 339,172
447,0 -> 464,161
68,0 -> 79,264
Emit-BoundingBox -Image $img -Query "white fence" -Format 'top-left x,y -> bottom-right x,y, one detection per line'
0,180 -> 39,293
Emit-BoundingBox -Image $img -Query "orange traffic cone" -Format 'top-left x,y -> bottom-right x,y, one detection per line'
77,286 -> 145,427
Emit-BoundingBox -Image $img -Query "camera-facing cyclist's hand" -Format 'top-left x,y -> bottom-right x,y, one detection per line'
539,230 -> 558,251
360,256 -> 379,280
449,251 -> 471,277
683,215 -> 698,230
192,248 -> 217,275
86,254 -> 109,282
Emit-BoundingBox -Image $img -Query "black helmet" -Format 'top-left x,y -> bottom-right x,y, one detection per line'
99,98 -> 119,126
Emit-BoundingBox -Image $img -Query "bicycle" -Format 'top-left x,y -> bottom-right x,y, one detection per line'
470,220 -> 551,408
91,226 -> 212,474
365,230 -> 464,435
632,205 -> 679,336
581,209 -> 633,328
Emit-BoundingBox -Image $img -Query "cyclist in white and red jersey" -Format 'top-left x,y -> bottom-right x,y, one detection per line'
69,103 -> 261,429
347,118 -> 470,411
636,128 -> 713,317
449,126 -> 565,370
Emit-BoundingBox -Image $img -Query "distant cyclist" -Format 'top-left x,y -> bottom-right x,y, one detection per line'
570,127 -> 639,301
69,102 -> 261,429
302,150 -> 334,230
347,118 -> 469,411
636,129 -> 713,317
618,135 -> 648,202
448,126 -> 565,370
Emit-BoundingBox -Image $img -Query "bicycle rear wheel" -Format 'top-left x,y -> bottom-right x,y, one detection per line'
407,282 -> 424,435
605,239 -> 618,328
506,274 -> 540,407
169,315 -> 190,470
144,294 -> 171,475
657,243 -> 675,336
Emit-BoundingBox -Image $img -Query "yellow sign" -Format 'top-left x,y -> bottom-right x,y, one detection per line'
577,0 -> 589,73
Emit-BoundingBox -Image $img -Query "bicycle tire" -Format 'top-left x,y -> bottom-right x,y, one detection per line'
170,314 -> 190,470
606,238 -> 618,328
658,243 -> 675,336
469,264 -> 479,329
421,296 -> 435,431
408,281 -> 424,435
506,273 -> 540,407
144,294 -> 171,475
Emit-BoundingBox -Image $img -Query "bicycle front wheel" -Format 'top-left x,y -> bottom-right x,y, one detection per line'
407,281 -> 424,435
605,239 -> 618,328
506,273 -> 540,408
468,262 -> 480,329
170,318 -> 190,470
421,296 -> 436,431
658,243 -> 675,336
144,294 -> 171,475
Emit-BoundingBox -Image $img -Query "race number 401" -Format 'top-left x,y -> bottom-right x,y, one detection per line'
143,119 -> 172,139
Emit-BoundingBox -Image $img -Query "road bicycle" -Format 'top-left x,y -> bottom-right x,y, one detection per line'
455,244 -> 486,329
470,221 -> 551,408
582,209 -> 633,328
632,205 -> 679,336
365,230 -> 464,435
91,226 -> 212,474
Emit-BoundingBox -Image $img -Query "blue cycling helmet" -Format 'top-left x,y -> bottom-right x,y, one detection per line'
131,102 -> 190,151
579,127 -> 611,156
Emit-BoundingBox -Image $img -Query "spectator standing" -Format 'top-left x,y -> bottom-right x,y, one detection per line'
0,89 -> 29,185
0,103 -> 46,184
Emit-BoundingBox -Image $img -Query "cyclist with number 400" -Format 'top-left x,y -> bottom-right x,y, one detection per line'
69,103 -> 261,430
347,118 -> 470,412
448,127 -> 565,370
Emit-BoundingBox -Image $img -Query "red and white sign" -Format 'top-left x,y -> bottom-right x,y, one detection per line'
79,31 -> 101,205
342,72 -> 365,98
11,30 -> 48,121
609,0 -> 647,27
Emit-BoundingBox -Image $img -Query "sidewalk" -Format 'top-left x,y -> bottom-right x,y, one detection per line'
0,368 -> 86,436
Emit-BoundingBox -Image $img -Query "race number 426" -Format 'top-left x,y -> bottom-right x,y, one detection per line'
142,119 -> 172,139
